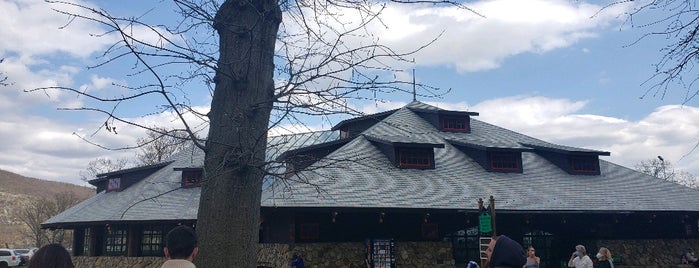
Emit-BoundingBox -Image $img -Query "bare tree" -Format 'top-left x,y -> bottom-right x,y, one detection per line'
32,0 -> 469,266
635,157 -> 698,188
621,0 -> 699,104
79,157 -> 129,182
0,58 -> 9,87
15,192 -> 80,247
136,127 -> 191,165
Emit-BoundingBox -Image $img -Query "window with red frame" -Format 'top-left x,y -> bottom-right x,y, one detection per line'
107,177 -> 121,191
398,148 -> 432,168
182,170 -> 202,187
441,116 -> 468,132
299,223 -> 319,240
570,156 -> 598,173
489,151 -> 519,171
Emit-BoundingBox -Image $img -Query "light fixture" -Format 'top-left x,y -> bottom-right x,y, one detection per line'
332,211 -> 339,223
379,212 -> 385,223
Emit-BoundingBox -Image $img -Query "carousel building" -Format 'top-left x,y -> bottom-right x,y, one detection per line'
44,101 -> 699,267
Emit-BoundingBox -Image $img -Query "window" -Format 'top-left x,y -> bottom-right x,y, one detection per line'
299,223 -> 319,240
398,148 -> 433,168
182,170 -> 202,187
141,228 -> 163,256
441,116 -> 468,132
104,227 -> 127,256
570,156 -> 598,173
107,177 -> 121,191
489,151 -> 520,171
82,227 -> 91,256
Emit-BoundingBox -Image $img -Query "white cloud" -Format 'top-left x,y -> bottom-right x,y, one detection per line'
372,0 -> 632,72
0,0 -> 117,59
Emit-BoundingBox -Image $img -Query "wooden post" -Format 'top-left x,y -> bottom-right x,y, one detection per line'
489,196 -> 496,237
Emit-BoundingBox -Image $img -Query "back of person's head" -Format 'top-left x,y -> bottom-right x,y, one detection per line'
165,225 -> 198,259
488,235 -> 526,268
28,243 -> 74,268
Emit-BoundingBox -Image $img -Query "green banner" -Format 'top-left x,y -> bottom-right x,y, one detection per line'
479,213 -> 492,233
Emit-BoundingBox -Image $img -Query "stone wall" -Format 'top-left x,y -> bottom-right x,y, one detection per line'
70,239 -> 698,268
593,239 -> 699,268
72,256 -> 165,268
72,241 -> 453,268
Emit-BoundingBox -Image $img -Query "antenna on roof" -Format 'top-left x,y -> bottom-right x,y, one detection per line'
412,68 -> 417,102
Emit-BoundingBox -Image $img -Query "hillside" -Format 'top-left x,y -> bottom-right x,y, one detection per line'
0,169 -> 94,248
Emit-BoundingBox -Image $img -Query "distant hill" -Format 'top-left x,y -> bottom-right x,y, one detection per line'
0,169 -> 94,200
0,169 -> 94,248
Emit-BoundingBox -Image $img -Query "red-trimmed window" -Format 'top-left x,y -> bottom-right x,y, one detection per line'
182,170 -> 202,187
489,151 -> 520,171
299,223 -> 319,240
441,116 -> 468,132
107,177 -> 121,192
398,148 -> 433,168
570,156 -> 598,173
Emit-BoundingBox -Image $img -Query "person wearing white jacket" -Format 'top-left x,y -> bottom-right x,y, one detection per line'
568,245 -> 593,268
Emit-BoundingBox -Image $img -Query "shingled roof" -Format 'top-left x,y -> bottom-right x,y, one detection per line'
44,101 -> 699,228
262,101 -> 699,212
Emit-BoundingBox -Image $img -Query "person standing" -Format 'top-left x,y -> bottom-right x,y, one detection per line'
523,246 -> 540,268
291,253 -> 305,268
161,225 -> 199,268
568,245 -> 593,268
594,247 -> 614,268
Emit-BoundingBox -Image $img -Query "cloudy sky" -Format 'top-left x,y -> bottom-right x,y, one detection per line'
1,0 -> 698,186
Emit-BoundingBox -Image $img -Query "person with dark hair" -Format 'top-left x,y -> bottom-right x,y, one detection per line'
484,235 -> 527,268
524,246 -> 540,268
27,243 -> 74,268
161,225 -> 198,268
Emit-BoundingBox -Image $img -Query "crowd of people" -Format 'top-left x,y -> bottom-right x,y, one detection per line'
470,238 -> 698,268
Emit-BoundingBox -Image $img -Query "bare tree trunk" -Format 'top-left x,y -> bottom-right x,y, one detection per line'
196,1 -> 281,267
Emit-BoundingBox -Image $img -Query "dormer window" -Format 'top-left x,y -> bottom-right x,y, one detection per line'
397,147 -> 434,169
489,151 -> 521,172
570,156 -> 599,174
181,169 -> 202,187
441,116 -> 469,132
107,177 -> 121,192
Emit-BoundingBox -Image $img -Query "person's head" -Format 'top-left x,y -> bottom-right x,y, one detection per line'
27,243 -> 74,268
596,247 -> 611,260
486,235 -> 526,268
164,225 -> 198,261
527,246 -> 536,257
575,245 -> 587,256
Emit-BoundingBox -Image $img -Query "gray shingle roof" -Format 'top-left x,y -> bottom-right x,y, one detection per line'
44,102 -> 699,227
262,102 -> 699,211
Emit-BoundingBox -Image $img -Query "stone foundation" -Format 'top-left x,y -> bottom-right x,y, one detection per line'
595,239 -> 699,268
71,241 -> 453,268
72,256 -> 165,268
70,239 -> 699,268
